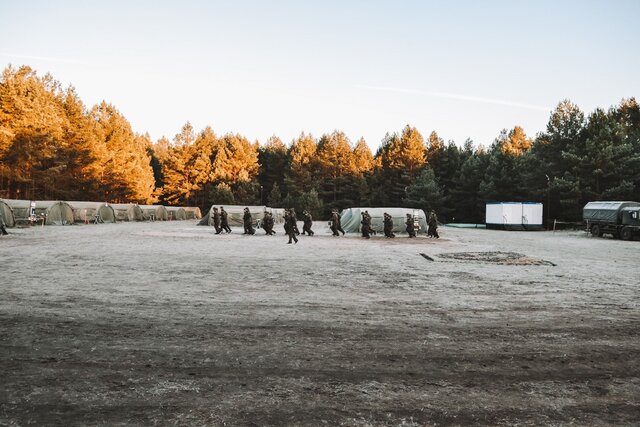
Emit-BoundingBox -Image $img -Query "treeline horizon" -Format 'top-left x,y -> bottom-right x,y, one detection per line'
1,64 -> 639,223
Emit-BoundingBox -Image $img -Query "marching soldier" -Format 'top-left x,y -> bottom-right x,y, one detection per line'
302,210 -> 314,236
364,210 -> 376,236
285,209 -> 298,244
220,206 -> 232,233
289,208 -> 300,235
383,213 -> 395,238
330,209 -> 340,236
243,207 -> 255,235
428,210 -> 440,239
212,207 -> 222,234
263,210 -> 275,235
405,213 -> 417,238
361,211 -> 371,239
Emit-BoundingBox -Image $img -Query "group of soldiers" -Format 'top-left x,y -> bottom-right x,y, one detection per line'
364,210 -> 439,239
208,206 -> 313,244
210,206 -> 439,243
210,206 -> 233,234
283,208 -> 314,243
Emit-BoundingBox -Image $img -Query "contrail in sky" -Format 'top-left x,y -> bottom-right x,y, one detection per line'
358,85 -> 551,112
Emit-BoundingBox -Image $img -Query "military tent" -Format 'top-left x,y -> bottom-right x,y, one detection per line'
183,207 -> 202,220
0,199 -> 16,227
166,206 -> 187,220
339,207 -> 428,234
111,203 -> 144,221
67,201 -> 116,224
3,199 -> 32,222
199,205 -> 269,227
35,201 -> 75,225
139,205 -> 169,221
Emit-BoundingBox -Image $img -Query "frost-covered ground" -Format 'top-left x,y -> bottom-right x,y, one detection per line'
1,221 -> 638,425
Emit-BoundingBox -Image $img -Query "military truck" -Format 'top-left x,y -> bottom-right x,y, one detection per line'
583,201 -> 640,240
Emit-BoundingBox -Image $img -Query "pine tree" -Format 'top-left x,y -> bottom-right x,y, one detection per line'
258,135 -> 288,200
531,100 -> 587,220
284,132 -> 318,199
90,101 -> 155,203
403,166 -> 444,214
268,182 -> 283,207
352,137 -> 374,173
315,130 -> 357,210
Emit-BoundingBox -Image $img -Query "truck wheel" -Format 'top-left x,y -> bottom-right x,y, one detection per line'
591,225 -> 602,237
621,227 -> 632,241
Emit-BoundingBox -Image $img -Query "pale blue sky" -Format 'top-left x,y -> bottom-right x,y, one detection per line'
1,0 -> 638,149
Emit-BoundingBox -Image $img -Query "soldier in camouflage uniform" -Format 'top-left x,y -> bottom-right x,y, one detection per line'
212,207 -> 222,234
302,210 -> 314,236
428,210 -> 439,238
330,209 -> 340,236
383,213 -> 395,238
243,207 -> 255,235
220,206 -> 232,233
360,212 -> 371,239
263,210 -> 275,235
284,209 -> 298,244
290,208 -> 300,235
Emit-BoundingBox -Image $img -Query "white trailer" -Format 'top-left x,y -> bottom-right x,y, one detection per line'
485,202 -> 543,230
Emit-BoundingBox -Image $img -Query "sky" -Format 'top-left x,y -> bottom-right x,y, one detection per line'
1,0 -> 639,150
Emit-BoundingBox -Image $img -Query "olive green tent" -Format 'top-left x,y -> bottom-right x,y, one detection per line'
166,206 -> 187,220
111,203 -> 144,221
139,205 -> 169,221
35,201 -> 75,225
68,201 -> 116,224
0,199 -> 16,227
183,207 -> 202,220
3,199 -> 32,222
339,207 -> 428,234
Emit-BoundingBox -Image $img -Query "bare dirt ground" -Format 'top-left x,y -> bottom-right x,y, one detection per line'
1,221 -> 638,426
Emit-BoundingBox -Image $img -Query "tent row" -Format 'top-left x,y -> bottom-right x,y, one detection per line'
0,199 -> 201,226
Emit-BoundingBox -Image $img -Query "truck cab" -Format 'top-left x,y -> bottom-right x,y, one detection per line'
621,207 -> 640,226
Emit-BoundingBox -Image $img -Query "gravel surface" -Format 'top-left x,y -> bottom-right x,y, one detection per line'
1,221 -> 638,426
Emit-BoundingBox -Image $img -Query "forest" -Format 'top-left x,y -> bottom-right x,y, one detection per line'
1,65 -> 639,223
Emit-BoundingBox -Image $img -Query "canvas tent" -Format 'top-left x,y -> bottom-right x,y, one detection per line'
166,206 -> 187,220
139,205 -> 169,221
0,199 -> 16,228
111,203 -> 144,221
34,201 -> 75,225
183,207 -> 202,220
67,201 -> 116,224
485,202 -> 543,230
3,199 -> 32,222
339,207 -> 428,234
199,205 -> 269,227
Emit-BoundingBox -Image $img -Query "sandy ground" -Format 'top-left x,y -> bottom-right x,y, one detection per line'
0,220 -> 638,426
